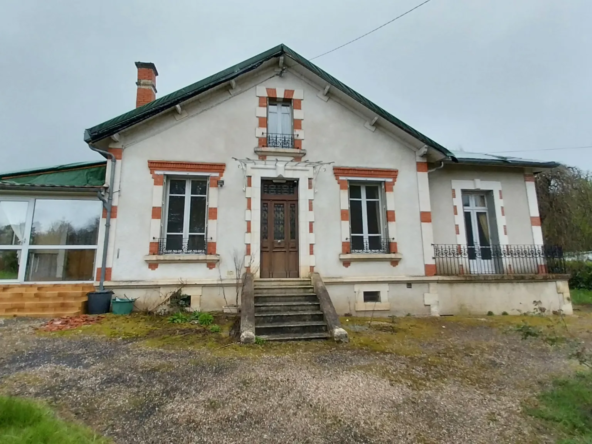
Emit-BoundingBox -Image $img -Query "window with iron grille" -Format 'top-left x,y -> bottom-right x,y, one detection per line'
162,178 -> 208,254
267,99 -> 293,148
349,183 -> 388,253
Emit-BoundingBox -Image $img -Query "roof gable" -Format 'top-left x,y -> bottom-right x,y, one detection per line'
84,44 -> 454,158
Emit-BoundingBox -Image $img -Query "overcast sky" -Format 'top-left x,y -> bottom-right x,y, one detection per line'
1,0 -> 591,173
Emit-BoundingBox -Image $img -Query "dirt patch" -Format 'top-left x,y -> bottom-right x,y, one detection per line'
39,315 -> 105,332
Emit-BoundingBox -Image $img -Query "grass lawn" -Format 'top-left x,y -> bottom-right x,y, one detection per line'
0,270 -> 17,280
571,289 -> 592,305
0,396 -> 107,444
527,372 -> 592,444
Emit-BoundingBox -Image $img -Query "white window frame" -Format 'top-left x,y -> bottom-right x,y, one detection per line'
462,192 -> 493,247
163,177 -> 209,254
0,196 -> 101,283
348,182 -> 388,252
267,99 -> 293,135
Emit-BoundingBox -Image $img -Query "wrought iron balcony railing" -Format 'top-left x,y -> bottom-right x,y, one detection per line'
266,133 -> 294,149
157,236 -> 206,255
350,237 -> 389,254
432,244 -> 566,276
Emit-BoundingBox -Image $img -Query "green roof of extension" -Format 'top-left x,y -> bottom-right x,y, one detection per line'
0,160 -> 107,189
84,44 -> 455,158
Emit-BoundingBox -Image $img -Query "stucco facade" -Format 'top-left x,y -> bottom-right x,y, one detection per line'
79,46 -> 570,317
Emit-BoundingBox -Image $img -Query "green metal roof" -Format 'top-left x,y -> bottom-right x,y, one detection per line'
0,160 -> 106,188
84,44 -> 455,159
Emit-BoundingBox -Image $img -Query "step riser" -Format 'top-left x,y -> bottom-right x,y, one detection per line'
0,311 -> 82,318
254,287 -> 315,296
254,295 -> 318,304
255,304 -> 320,313
256,324 -> 328,336
0,297 -> 87,303
0,287 -> 94,293
255,313 -> 325,324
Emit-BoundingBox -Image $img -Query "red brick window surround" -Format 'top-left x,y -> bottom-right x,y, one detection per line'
333,167 -> 399,267
147,161 -> 226,270
255,87 -> 304,154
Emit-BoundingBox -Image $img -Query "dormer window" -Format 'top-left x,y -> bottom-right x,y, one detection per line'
267,99 -> 293,148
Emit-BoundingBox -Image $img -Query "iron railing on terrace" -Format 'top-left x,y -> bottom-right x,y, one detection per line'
157,237 -> 206,255
432,244 -> 566,276
266,133 -> 294,149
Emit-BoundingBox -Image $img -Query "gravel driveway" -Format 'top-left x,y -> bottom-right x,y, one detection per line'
1,312 -> 590,444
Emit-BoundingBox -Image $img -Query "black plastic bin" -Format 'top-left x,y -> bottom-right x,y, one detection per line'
87,290 -> 113,315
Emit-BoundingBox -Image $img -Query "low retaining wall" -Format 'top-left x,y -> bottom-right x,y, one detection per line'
322,276 -> 572,317
102,275 -> 572,317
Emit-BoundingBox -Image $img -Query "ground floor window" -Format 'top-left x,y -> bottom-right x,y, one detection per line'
162,178 -> 208,254
0,198 -> 101,281
349,183 -> 387,253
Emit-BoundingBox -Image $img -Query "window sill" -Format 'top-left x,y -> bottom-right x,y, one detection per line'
355,302 -> 391,311
255,148 -> 306,158
339,253 -> 402,263
144,254 -> 220,264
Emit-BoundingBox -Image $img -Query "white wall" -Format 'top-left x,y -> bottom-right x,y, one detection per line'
108,67 -> 424,283
429,165 -> 534,246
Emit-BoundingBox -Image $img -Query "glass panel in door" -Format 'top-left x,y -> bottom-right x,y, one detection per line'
0,200 -> 32,281
463,193 -> 495,273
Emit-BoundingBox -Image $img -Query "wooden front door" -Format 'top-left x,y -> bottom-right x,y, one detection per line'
260,180 -> 299,278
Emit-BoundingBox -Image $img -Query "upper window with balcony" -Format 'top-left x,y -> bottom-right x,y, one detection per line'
267,99 -> 293,148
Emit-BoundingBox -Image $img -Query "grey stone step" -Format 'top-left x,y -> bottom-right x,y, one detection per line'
255,311 -> 325,324
254,294 -> 318,304
254,286 -> 315,295
257,332 -> 331,342
256,321 -> 328,336
255,279 -> 311,286
255,301 -> 320,312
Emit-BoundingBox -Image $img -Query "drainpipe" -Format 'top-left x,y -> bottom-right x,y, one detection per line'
89,144 -> 116,291
428,161 -> 445,173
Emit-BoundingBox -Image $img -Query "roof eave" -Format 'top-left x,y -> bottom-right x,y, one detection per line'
448,158 -> 560,169
0,184 -> 106,192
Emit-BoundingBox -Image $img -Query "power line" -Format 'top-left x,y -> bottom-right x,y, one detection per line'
310,0 -> 434,60
492,145 -> 592,154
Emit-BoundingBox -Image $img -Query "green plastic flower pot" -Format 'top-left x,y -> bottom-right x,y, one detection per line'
111,298 -> 135,315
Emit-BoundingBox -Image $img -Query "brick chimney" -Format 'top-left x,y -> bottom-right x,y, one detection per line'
135,62 -> 158,108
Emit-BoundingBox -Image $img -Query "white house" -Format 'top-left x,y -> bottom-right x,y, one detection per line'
0,45 -> 571,329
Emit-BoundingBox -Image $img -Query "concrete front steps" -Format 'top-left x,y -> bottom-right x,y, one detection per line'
0,284 -> 94,317
254,278 -> 330,341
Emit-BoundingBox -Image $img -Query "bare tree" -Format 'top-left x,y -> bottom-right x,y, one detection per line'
536,166 -> 592,252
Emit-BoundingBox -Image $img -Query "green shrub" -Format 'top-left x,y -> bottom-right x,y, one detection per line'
502,311 -> 509,316
566,260 -> 592,290
209,324 -> 221,333
254,336 -> 266,345
189,311 -> 201,321
198,313 -> 214,326
487,311 -> 494,316
167,312 -> 189,324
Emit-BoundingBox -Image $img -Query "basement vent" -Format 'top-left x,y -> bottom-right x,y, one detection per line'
363,291 -> 381,303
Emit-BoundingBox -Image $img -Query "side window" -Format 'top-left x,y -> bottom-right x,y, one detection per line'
349,183 -> 387,253
163,178 -> 208,254
267,99 -> 293,148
